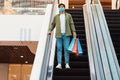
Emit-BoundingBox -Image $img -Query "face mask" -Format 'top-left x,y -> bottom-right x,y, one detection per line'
59,8 -> 65,12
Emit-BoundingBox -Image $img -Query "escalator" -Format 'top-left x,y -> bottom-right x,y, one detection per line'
104,10 -> 120,66
52,10 -> 90,80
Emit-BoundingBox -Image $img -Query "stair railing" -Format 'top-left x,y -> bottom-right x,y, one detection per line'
96,0 -> 120,79
30,0 -> 58,80
83,2 -> 105,80
46,2 -> 58,80
84,0 -> 120,80
83,5 -> 97,80
116,0 -> 120,9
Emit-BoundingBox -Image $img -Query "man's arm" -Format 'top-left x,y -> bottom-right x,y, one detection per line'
48,16 -> 56,32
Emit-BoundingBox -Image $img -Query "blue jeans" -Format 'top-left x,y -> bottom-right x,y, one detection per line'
56,34 -> 70,64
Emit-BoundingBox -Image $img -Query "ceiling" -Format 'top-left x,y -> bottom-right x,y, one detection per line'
0,46 -> 35,64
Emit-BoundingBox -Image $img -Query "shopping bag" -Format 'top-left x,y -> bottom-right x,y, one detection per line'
77,38 -> 83,55
68,38 -> 75,52
72,39 -> 78,56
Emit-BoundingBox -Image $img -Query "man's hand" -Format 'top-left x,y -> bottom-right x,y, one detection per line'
73,33 -> 77,38
48,31 -> 52,35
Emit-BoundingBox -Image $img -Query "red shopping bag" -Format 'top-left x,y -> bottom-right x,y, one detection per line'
72,39 -> 78,56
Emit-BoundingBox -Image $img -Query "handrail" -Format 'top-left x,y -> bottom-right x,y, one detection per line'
39,0 -> 57,80
91,5 -> 112,80
84,0 -> 105,80
116,0 -> 120,9
83,4 -> 97,80
85,0 -> 98,4
46,2 -> 58,80
83,3 -> 105,80
90,5 -> 105,80
46,29 -> 56,80
97,0 -> 120,80
84,0 -> 120,80
95,5 -> 120,80
39,35 -> 52,80
97,0 -> 120,78
30,1 -> 56,80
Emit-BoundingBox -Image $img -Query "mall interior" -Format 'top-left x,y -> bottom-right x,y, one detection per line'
0,0 -> 120,80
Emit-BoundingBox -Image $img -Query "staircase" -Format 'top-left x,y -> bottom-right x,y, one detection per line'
104,10 -> 120,66
52,10 -> 90,80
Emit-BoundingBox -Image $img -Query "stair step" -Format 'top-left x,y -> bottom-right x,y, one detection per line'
53,68 -> 90,76
70,55 -> 88,61
108,24 -> 120,26
53,76 -> 90,80
55,54 -> 88,62
106,17 -> 120,20
54,61 -> 89,68
66,9 -> 83,13
71,14 -> 84,17
107,21 -> 120,24
52,9 -> 90,80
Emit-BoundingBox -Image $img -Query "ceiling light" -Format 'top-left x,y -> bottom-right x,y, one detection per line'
25,61 -> 28,63
72,6 -> 75,9
20,56 -> 24,58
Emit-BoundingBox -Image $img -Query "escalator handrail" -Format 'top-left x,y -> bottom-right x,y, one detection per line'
83,4 -> 96,80
39,0 -> 57,80
46,29 -> 56,80
97,1 -> 120,78
88,4 -> 106,80
84,0 -> 120,80
92,0 -> 120,79
30,0 -> 56,80
83,3 -> 97,80
91,5 -> 112,80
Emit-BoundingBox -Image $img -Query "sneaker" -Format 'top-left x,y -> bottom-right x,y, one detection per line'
65,63 -> 70,69
56,64 -> 62,69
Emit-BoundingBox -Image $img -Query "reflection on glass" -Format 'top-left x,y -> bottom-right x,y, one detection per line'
8,64 -> 32,80
8,64 -> 21,80
0,0 -> 4,8
0,0 -> 53,15
12,8 -> 46,15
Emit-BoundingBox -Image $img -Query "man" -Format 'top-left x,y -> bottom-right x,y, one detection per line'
48,3 -> 76,69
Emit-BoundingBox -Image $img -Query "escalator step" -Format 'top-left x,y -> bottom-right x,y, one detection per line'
54,55 -> 88,62
53,76 -> 90,80
54,61 -> 89,68
52,9 -> 90,80
54,69 -> 89,76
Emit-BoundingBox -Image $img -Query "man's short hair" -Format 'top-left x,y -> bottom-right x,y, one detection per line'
58,3 -> 65,8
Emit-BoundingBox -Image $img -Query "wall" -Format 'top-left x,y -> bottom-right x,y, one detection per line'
0,64 -> 9,80
59,0 -> 69,9
0,15 -> 44,41
112,0 -> 117,9
8,64 -> 32,80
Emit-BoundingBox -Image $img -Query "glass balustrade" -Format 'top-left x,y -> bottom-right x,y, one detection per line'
0,0 -> 54,15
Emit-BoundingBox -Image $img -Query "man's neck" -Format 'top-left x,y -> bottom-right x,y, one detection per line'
60,12 -> 65,14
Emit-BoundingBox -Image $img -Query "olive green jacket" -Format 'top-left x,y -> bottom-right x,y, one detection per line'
49,13 -> 76,38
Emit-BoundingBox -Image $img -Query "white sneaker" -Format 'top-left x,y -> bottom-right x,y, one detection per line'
56,64 -> 62,69
65,63 -> 70,69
